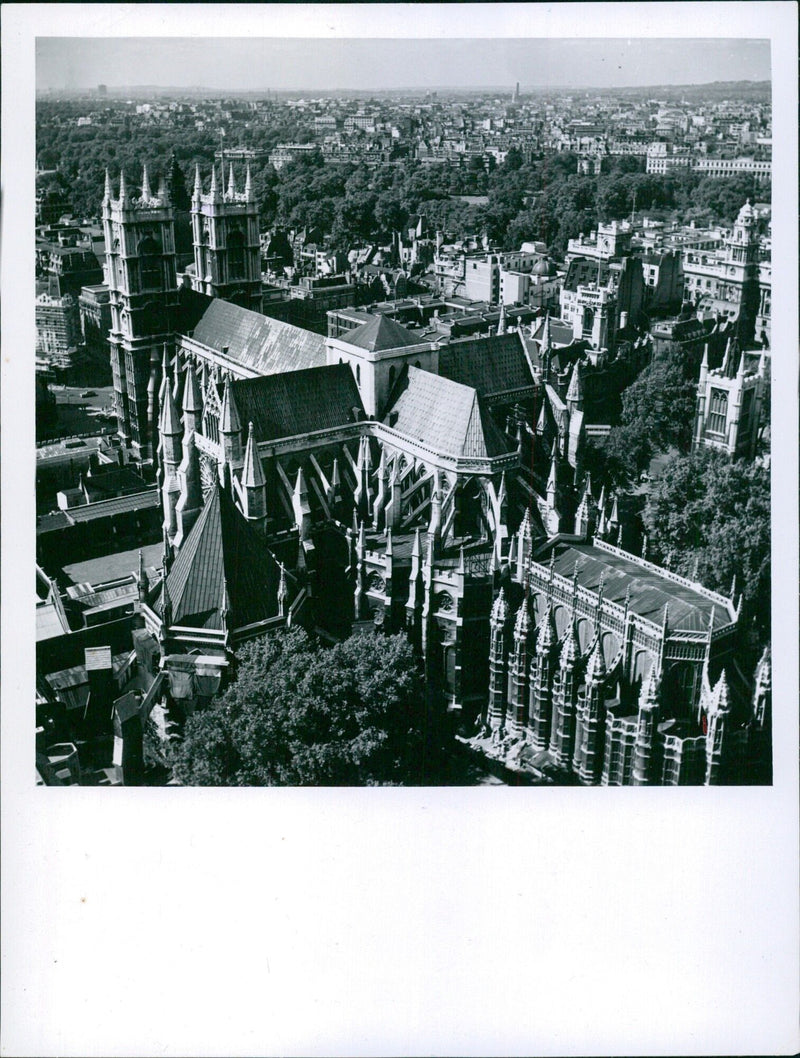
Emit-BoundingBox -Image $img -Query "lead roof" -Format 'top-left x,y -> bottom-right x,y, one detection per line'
190,298 -> 326,375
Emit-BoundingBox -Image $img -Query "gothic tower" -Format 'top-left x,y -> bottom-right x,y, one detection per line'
103,168 -> 179,456
191,163 -> 262,312
725,200 -> 760,347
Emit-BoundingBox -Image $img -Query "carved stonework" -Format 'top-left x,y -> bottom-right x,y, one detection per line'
199,452 -> 217,500
367,571 -> 385,594
436,591 -> 454,614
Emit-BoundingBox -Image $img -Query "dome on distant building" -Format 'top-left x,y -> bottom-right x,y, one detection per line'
532,256 -> 558,277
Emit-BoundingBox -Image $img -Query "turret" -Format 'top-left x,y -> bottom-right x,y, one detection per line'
239,421 -> 267,530
292,466 -> 312,541
575,627 -> 607,784
550,607 -> 580,769
488,588 -> 510,732
372,445 -> 389,532
508,598 -> 532,737
353,434 -> 372,521
141,164 -> 152,203
220,380 -> 243,466
705,670 -> 731,785
529,601 -> 557,750
632,663 -> 660,785
181,363 -> 203,434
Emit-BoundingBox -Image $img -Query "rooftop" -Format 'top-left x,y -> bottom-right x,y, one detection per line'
190,298 -> 326,375
439,332 -> 535,397
383,366 -> 513,461
159,484 -> 284,631
538,539 -> 734,633
341,314 -> 425,352
232,364 -> 364,443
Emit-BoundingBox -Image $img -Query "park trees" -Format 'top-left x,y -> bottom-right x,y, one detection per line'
602,341 -> 698,484
641,449 -> 770,644
172,629 -> 433,786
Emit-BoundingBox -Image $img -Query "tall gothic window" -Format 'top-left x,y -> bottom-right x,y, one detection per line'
138,236 -> 162,290
707,388 -> 728,436
201,227 -> 212,280
228,229 -> 246,279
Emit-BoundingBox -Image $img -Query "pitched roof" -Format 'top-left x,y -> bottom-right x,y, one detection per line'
162,485 -> 281,630
231,364 -> 364,443
190,298 -> 326,375
342,314 -> 422,352
532,315 -> 575,349
545,541 -> 730,633
439,332 -> 535,397
383,366 -> 512,460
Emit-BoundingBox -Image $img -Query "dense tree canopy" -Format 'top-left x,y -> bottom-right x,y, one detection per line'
641,450 -> 770,644
172,629 -> 434,786
37,100 -> 768,252
602,341 -> 698,484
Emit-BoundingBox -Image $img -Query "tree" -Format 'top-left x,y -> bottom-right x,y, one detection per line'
172,629 -> 433,786
603,341 -> 698,482
642,450 -> 770,645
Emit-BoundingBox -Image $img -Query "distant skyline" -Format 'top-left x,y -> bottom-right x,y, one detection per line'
36,37 -> 770,93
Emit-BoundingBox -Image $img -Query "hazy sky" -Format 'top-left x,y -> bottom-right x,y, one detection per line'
36,37 -> 770,92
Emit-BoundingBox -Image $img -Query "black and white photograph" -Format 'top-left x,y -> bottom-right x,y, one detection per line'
31,32 -> 776,790
2,3 -> 798,1055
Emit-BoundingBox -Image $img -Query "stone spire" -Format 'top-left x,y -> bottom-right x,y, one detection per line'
159,369 -> 182,439
227,163 -> 236,199
118,168 -> 129,205
209,164 -> 220,201
103,168 -> 112,204
182,363 -> 203,433
220,380 -> 242,465
220,379 -> 241,434
490,587 -> 509,628
245,163 -> 253,200
239,422 -> 267,529
632,662 -> 660,785
293,466 -> 312,540
193,163 -> 202,202
241,422 -> 265,489
141,164 -> 152,202
566,359 -> 583,408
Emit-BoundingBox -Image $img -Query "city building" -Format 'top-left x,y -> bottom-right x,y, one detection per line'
692,339 -> 768,459
682,200 -> 763,345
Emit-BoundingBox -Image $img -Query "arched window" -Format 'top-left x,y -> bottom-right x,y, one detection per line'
228,229 -> 246,279
707,388 -> 728,436
201,227 -> 212,280
356,363 -> 361,385
138,236 -> 162,290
